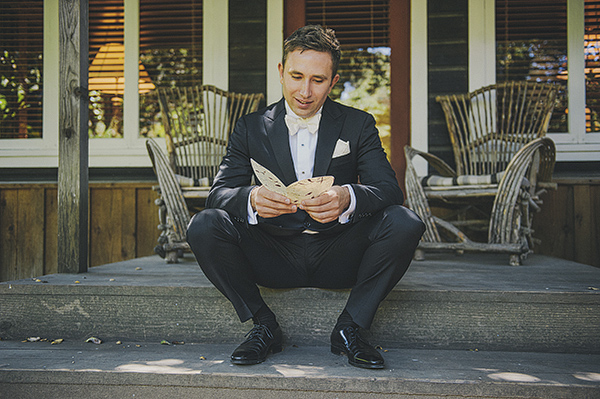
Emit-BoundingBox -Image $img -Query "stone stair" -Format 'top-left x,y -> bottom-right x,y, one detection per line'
1,253 -> 599,398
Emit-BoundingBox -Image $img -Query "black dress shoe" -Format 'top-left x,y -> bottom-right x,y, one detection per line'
231,324 -> 283,365
331,326 -> 384,369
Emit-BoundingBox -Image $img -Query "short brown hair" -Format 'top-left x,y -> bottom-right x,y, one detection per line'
282,25 -> 341,77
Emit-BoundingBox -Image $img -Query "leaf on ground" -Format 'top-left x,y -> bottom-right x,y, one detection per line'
51,339 -> 64,345
26,337 -> 41,342
160,340 -> 171,345
86,337 -> 102,344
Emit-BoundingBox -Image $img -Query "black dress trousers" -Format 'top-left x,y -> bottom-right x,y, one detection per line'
186,205 -> 425,329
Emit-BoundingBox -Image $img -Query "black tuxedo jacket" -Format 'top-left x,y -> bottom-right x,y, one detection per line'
205,97 -> 404,233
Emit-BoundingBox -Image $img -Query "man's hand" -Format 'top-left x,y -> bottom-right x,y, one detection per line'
299,185 -> 350,224
251,186 -> 298,218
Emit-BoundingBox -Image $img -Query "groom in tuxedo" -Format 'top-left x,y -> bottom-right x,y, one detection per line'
186,25 -> 425,369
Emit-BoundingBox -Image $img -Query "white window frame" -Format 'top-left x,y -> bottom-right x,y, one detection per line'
0,0 -> 230,168
469,0 -> 600,162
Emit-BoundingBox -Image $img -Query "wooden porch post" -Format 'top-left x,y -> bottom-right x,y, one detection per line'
389,0 -> 411,191
58,0 -> 89,273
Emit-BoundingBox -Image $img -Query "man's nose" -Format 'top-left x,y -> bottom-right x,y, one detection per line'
299,79 -> 311,97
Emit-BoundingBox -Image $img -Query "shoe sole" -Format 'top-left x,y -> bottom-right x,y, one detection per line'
230,343 -> 283,365
331,344 -> 385,369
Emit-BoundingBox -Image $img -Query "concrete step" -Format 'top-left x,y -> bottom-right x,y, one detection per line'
0,339 -> 598,399
1,253 -> 599,354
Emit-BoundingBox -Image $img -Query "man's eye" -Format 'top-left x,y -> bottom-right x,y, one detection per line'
292,75 -> 302,80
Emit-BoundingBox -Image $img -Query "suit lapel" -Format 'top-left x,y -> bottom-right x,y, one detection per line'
264,100 -> 297,185
314,98 -> 344,177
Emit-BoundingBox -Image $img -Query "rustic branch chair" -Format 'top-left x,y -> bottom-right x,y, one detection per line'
404,81 -> 559,265
157,85 -> 264,207
146,138 -> 191,263
149,85 -> 263,262
405,137 -> 556,265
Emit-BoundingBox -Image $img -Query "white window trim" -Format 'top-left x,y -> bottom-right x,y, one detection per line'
411,0 -> 429,176
470,0 -> 600,162
266,0 -> 283,105
0,0 -> 230,168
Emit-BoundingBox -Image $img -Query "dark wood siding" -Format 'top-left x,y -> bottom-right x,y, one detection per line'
0,183 -> 160,282
229,0 -> 267,105
427,0 -> 469,170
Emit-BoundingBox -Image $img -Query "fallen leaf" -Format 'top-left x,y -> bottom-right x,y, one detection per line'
86,337 -> 102,344
375,345 -> 383,350
160,340 -> 171,345
26,337 -> 41,342
51,339 -> 64,345
136,344 -> 141,347
588,286 -> 599,291
116,341 -> 122,345
109,279 -> 116,282
200,356 -> 206,360
74,281 -> 80,284
172,341 -> 184,345
135,267 -> 142,270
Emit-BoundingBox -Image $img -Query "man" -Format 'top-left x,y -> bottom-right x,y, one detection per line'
186,25 -> 425,369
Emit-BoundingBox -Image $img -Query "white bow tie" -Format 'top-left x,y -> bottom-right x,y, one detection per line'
285,114 -> 321,135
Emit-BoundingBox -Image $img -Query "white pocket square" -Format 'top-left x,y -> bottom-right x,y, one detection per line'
332,139 -> 351,158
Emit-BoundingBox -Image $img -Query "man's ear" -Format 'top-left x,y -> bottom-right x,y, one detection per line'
278,62 -> 284,82
330,74 -> 340,90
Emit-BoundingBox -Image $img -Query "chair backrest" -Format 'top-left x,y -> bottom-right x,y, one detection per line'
157,85 -> 264,183
436,81 -> 557,175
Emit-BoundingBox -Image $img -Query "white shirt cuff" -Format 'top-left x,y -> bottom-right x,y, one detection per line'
339,184 -> 356,224
247,189 -> 259,225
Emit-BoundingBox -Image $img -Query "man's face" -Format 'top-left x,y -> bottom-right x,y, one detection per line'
278,49 -> 340,118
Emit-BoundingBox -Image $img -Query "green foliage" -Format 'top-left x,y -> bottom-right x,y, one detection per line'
330,48 -> 391,156
0,49 -> 43,138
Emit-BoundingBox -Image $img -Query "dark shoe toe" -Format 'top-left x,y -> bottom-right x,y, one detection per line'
231,324 -> 283,365
331,326 -> 384,369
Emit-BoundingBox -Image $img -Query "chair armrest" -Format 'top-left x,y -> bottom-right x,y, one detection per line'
489,137 -> 556,244
405,146 -> 457,178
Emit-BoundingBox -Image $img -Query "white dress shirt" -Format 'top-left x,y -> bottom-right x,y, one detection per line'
247,101 -> 356,225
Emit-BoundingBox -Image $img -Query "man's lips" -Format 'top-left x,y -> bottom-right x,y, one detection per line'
295,98 -> 313,106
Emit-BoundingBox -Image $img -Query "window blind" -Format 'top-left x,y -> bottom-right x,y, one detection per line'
305,0 -> 389,49
0,1 -> 44,139
305,0 -> 391,155
139,0 -> 203,89
496,0 -> 568,132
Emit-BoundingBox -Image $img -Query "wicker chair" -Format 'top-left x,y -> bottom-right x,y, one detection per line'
405,138 -> 556,265
146,138 -> 191,263
405,81 -> 559,265
157,85 -> 264,208
149,86 -> 263,262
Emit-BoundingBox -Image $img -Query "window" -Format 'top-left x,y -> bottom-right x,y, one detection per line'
89,0 -> 125,138
496,0 -> 568,133
488,0 -> 600,161
0,0 -> 44,139
305,0 -> 391,156
139,0 -> 203,138
88,0 -> 203,139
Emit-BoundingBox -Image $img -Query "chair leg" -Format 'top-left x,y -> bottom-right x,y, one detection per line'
414,248 -> 426,261
166,250 -> 179,264
509,254 -> 521,266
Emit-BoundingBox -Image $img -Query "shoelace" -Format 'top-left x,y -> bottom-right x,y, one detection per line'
242,324 -> 273,347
